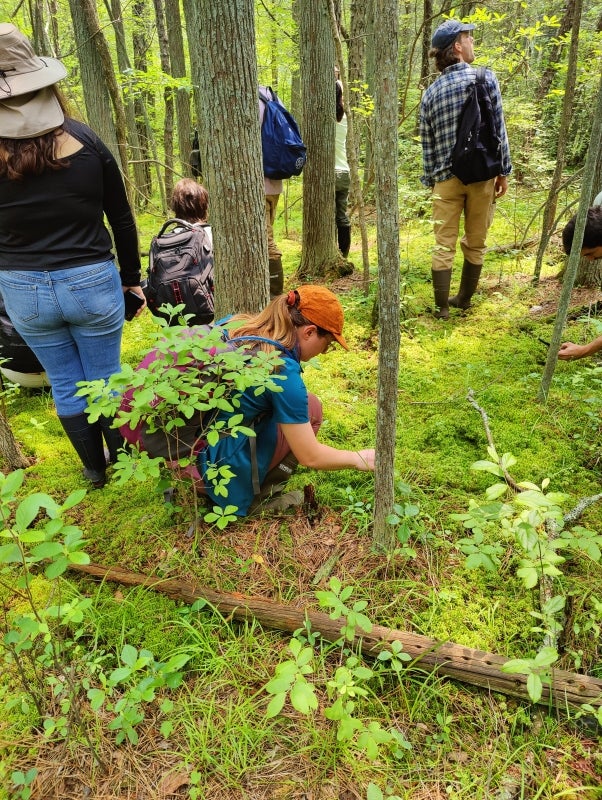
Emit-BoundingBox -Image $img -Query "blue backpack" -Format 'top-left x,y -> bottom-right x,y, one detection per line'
259,86 -> 307,180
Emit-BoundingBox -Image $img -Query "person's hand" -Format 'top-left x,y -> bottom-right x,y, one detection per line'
558,342 -> 586,361
123,285 -> 147,318
494,175 -> 508,198
355,448 -> 375,471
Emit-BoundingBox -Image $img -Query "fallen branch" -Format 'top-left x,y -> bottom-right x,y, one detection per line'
70,562 -> 602,711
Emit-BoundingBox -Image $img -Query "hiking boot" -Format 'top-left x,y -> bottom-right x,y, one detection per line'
262,490 -> 304,513
269,257 -> 284,298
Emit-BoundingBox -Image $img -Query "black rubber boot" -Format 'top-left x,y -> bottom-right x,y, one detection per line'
269,257 -> 284,298
59,413 -> 107,488
449,260 -> 483,310
99,416 -> 126,463
337,225 -> 351,258
431,269 -> 452,320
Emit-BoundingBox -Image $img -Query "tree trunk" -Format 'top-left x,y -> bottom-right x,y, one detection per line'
372,0 -> 400,550
0,413 -> 30,470
68,0 -> 120,163
165,0 -> 192,179
152,0 -> 175,202
575,137 -> 602,286
298,0 -> 339,279
107,0 -> 148,210
132,0 -> 153,207
539,74 -> 602,401
532,0 -> 582,283
189,0 -> 269,316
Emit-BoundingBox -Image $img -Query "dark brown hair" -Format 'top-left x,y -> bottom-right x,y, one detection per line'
170,178 -> 209,222
0,86 -> 70,180
429,34 -> 463,73
562,207 -> 602,254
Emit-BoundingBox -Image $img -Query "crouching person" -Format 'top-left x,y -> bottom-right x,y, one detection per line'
120,286 -> 375,515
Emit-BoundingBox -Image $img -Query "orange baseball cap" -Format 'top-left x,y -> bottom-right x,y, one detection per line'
288,285 -> 349,350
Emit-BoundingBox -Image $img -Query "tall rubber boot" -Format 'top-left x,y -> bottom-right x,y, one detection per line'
99,416 -> 126,463
449,260 -> 483,310
431,269 -> 452,320
269,257 -> 284,298
59,413 -> 107,488
337,225 -> 351,258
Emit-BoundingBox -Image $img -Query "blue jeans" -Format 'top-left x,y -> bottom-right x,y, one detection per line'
0,261 -> 125,415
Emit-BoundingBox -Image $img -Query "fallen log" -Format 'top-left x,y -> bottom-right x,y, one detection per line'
71,562 -> 602,711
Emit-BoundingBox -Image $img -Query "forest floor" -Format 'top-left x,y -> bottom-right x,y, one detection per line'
2,218 -> 602,799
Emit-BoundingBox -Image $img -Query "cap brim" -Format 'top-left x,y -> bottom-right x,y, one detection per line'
333,332 -> 349,351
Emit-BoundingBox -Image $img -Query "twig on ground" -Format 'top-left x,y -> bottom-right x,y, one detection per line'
467,389 -> 522,492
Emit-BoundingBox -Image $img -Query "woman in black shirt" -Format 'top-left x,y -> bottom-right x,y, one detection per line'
0,23 -> 145,488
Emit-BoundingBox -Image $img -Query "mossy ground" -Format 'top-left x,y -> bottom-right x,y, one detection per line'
1,183 -> 602,799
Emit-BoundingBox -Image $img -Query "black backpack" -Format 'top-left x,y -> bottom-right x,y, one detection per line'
145,219 -> 214,326
451,67 -> 502,186
259,86 -> 307,180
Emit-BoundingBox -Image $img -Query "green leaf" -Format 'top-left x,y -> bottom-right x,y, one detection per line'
527,672 -> 543,703
44,555 -> 69,579
120,644 -> 138,667
367,784 -> 384,800
265,692 -> 286,718
290,680 -> 318,714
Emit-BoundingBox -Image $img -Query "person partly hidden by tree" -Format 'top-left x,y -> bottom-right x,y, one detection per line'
558,207 -> 602,361
143,178 -> 215,326
258,85 -> 284,298
335,70 -> 351,259
0,23 -> 145,489
120,286 -> 375,515
419,19 -> 512,320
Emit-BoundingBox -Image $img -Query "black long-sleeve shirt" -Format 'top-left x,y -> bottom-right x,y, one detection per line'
0,118 -> 141,286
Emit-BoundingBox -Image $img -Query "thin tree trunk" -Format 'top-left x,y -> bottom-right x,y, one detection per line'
165,0 -> 192,179
533,0 -> 582,283
539,74 -> 602,401
0,413 -> 29,469
152,0 -> 175,201
372,0 -> 400,550
328,1 -> 370,292
106,0 -> 148,210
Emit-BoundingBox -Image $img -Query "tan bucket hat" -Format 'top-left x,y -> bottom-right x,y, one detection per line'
0,23 -> 66,96
0,23 -> 67,139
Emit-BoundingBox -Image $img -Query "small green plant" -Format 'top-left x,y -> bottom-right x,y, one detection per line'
10,767 -> 38,800
76,320 -> 287,527
264,637 -> 318,717
263,583 -> 411,760
0,469 -> 187,753
315,576 -> 372,641
502,646 -> 558,704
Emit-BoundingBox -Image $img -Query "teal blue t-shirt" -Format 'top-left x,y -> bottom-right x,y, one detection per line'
198,351 -> 308,515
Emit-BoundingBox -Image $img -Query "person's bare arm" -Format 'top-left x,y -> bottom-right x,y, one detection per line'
280,421 -> 374,471
558,334 -> 602,360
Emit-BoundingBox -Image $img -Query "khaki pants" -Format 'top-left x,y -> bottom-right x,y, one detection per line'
265,194 -> 282,259
431,176 -> 496,271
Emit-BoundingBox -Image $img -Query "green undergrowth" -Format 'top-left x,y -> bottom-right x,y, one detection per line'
1,185 -> 602,798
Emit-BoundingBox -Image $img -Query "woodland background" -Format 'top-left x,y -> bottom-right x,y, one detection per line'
1,1 -> 602,799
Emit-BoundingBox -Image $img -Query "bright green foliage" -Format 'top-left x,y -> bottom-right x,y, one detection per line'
315,576 -> 373,641
502,646 -> 559,704
264,637 -> 318,718
76,319 -> 286,525
0,470 -> 187,751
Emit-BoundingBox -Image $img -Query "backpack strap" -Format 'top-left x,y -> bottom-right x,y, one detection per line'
475,66 -> 487,84
157,218 -> 197,237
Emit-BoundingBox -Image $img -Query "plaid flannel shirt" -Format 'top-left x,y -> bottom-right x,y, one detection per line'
419,62 -> 512,188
